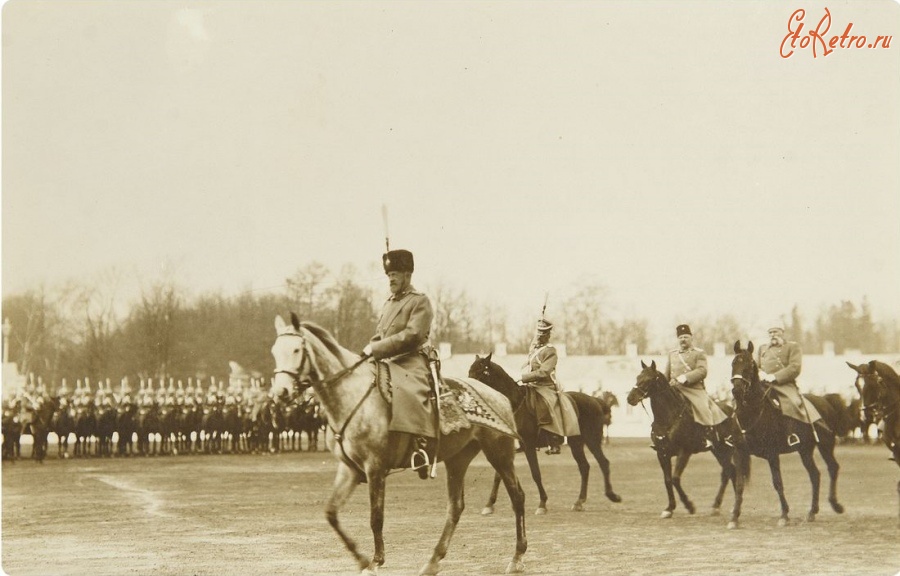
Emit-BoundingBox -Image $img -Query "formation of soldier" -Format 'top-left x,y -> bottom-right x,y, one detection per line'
2,374 -> 324,460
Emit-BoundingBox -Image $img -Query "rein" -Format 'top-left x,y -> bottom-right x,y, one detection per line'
730,365 -> 775,435
273,330 -> 373,477
634,374 -> 690,447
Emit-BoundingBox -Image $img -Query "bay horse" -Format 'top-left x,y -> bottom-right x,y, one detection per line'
627,360 -> 746,527
271,314 -> 526,575
21,395 -> 56,463
731,341 -> 844,526
468,353 -> 621,515
116,399 -> 138,456
51,398 -> 76,458
2,400 -> 23,461
846,360 -> 900,526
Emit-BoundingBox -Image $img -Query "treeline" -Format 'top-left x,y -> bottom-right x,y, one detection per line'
2,263 -> 897,386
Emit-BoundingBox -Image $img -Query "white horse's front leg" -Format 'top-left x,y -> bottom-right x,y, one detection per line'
325,462 -> 368,570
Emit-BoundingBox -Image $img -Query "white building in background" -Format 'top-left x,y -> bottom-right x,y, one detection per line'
440,350 -> 900,438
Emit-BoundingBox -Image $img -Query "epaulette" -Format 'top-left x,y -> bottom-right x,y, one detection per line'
692,347 -> 705,353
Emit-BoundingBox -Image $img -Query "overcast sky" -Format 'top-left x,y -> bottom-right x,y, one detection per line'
2,1 -> 898,344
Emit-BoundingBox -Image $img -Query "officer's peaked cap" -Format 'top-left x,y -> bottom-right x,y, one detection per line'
383,249 -> 414,273
676,324 -> 692,337
536,318 -> 553,333
768,319 -> 786,332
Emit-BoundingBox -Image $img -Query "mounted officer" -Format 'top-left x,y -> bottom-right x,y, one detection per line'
520,317 -> 565,454
757,319 -> 821,445
362,248 -> 437,479
661,324 -> 729,450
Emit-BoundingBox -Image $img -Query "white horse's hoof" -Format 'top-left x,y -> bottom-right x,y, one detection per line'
535,507 -> 547,515
727,520 -> 738,530
710,508 -> 721,516
361,569 -> 378,576
777,517 -> 788,527
660,510 -> 673,519
505,559 -> 525,574
481,506 -> 495,516
571,501 -> 585,512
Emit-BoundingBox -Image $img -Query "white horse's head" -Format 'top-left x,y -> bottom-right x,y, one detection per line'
271,313 -> 306,399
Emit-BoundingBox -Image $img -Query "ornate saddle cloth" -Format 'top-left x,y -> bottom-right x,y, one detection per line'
375,361 -> 518,439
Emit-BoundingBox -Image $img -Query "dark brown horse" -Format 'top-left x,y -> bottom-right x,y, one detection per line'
271,314 -> 526,575
731,341 -> 844,526
469,353 -> 621,515
847,359 -> 900,526
627,360 -> 746,527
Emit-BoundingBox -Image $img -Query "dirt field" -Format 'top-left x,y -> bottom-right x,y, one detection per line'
2,439 -> 898,576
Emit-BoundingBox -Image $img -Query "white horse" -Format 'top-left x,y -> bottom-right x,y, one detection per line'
270,313 -> 527,575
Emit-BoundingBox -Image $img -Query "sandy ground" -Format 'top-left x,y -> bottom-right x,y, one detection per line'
2,439 -> 898,576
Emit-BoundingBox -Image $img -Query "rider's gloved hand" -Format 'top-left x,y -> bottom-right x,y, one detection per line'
676,375 -> 687,384
361,344 -> 373,358
760,372 -> 776,383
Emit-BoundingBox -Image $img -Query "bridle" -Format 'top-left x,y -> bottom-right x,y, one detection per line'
272,328 -> 374,476
730,353 -> 775,434
857,372 -> 898,421
630,370 -> 690,447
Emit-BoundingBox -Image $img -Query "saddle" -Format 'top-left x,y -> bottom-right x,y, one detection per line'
374,360 -> 517,439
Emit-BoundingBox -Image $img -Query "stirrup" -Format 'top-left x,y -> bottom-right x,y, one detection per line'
787,433 -> 800,447
411,448 -> 431,471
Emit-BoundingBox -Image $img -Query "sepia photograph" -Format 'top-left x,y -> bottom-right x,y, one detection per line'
2,1 -> 899,575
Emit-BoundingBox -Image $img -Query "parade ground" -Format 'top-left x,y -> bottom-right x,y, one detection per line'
2,439 -> 898,576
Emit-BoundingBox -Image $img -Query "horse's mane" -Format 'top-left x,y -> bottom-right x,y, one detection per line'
873,361 -> 900,391
300,321 -> 353,367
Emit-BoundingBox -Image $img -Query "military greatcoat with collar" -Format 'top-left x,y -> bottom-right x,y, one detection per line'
757,340 -> 820,423
664,346 -> 727,426
370,285 -> 435,437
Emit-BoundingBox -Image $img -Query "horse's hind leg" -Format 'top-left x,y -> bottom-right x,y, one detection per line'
419,441 -> 483,576
568,437 -> 591,511
585,437 -> 621,503
481,472 -> 502,516
672,451 -> 696,514
799,445 -> 821,522
476,436 -> 527,575
816,429 -> 844,514
325,463 -> 369,572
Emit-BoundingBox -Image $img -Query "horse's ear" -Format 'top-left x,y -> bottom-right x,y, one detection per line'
846,361 -> 860,373
290,312 -> 301,331
641,360 -> 648,369
747,341 -> 754,354
650,360 -> 657,371
867,360 -> 878,372
275,315 -> 286,331
485,352 -> 493,363
474,354 -> 481,361
733,340 -> 742,354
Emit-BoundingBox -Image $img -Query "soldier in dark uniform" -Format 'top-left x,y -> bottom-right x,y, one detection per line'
362,249 -> 436,478
521,318 -> 565,454
757,320 -> 821,445
660,324 -> 729,450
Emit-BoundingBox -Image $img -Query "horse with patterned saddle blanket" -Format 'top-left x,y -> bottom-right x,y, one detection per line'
271,314 -> 527,576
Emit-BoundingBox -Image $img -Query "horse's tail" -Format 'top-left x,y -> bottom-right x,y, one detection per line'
822,393 -> 852,438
